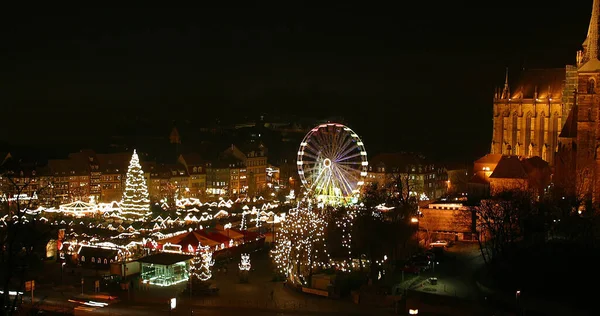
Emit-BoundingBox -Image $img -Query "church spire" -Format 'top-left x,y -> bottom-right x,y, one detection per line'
581,0 -> 600,66
501,67 -> 509,99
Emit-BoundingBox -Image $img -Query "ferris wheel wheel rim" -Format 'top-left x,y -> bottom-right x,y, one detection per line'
296,123 -> 368,196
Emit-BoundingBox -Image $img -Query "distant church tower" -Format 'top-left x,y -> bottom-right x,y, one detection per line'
170,123 -> 181,159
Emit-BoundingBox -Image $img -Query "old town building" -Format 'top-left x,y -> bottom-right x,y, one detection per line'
177,153 -> 207,198
224,143 -> 267,195
367,153 -> 448,201
469,154 -> 551,199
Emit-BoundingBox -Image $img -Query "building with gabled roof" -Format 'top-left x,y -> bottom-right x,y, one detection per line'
367,152 -> 448,200
178,153 -> 207,198
96,152 -> 130,202
224,143 -> 267,195
470,154 -> 551,198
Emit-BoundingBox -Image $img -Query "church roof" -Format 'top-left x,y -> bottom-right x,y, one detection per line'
179,153 -> 204,166
579,58 -> 600,72
559,105 -> 578,138
469,173 -> 489,185
474,153 -> 503,165
510,68 -> 565,99
489,156 -> 528,179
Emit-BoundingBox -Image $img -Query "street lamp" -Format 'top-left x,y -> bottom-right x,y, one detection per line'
408,308 -> 419,315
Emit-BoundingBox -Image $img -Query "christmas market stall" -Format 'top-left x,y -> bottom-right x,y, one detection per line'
138,252 -> 193,286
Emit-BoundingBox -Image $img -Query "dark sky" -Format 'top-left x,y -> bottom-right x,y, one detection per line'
0,2 -> 593,163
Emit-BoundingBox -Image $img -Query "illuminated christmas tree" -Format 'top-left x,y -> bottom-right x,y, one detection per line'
120,149 -> 150,219
271,207 -> 327,285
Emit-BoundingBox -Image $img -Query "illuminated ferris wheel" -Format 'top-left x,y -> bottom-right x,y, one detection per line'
297,123 -> 368,204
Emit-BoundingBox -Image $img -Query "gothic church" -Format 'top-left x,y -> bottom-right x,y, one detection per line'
492,0 -> 600,204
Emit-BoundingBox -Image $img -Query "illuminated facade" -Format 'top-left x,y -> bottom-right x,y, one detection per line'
556,0 -> 600,204
97,153 -> 130,202
178,153 -> 207,198
491,67 -> 577,166
225,144 -> 268,195
367,153 -> 448,200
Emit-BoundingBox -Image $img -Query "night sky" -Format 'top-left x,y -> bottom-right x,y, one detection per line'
0,2 -> 593,163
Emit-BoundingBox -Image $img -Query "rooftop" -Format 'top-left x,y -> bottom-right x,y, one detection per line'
137,252 -> 193,266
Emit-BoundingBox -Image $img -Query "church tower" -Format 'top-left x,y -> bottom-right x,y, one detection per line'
170,123 -> 181,160
572,0 -> 600,204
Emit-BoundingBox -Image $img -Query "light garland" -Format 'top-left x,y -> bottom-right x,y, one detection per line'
239,253 -> 251,271
120,149 -> 150,218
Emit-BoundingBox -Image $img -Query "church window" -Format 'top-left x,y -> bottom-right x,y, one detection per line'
588,78 -> 596,94
525,112 -> 532,151
511,112 -> 518,152
552,113 -> 559,162
542,144 -> 548,161
539,112 -> 546,152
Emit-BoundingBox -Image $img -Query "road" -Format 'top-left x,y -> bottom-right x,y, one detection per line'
28,249 -> 380,315
407,242 -> 594,316
415,242 -> 485,300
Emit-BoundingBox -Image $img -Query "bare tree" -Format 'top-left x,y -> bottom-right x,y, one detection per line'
0,162 -> 51,315
470,189 -> 533,265
354,174 -> 419,280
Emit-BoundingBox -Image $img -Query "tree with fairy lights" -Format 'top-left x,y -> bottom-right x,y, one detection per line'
190,244 -> 214,282
120,149 -> 150,219
271,206 -> 327,285
240,211 -> 248,231
255,211 -> 262,230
